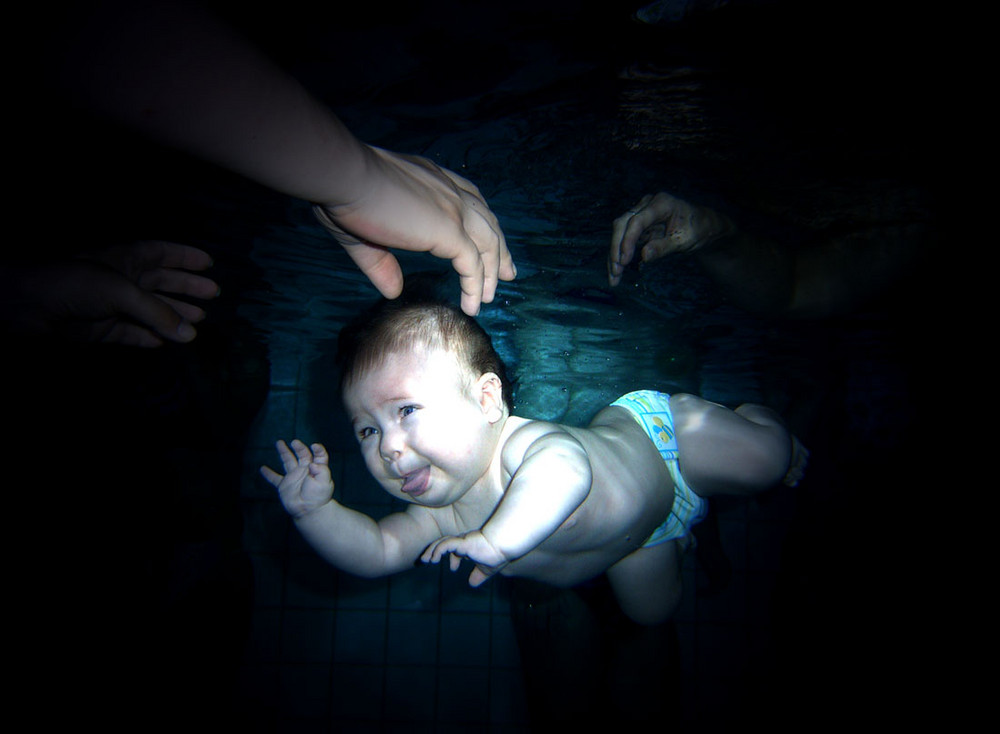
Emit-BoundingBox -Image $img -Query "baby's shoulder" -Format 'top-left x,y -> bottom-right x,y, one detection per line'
500,416 -> 573,460
504,415 -> 562,440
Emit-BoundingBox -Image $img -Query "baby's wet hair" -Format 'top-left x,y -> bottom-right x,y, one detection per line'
336,272 -> 513,410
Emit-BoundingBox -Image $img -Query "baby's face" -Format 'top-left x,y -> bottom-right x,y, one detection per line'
343,346 -> 501,507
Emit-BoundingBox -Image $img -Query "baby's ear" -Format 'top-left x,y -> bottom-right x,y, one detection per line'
477,373 -> 505,422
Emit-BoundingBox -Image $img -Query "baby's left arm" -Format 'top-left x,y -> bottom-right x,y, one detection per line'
422,427 -> 592,585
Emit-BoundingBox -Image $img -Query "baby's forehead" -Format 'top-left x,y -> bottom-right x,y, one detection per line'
355,343 -> 473,385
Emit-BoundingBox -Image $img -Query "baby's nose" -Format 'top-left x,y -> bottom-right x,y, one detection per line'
379,427 -> 405,461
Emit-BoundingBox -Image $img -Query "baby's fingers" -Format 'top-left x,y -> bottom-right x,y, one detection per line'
468,565 -> 494,587
310,443 -> 330,465
422,536 -> 459,565
290,439 -> 316,464
421,538 -> 445,564
259,464 -> 283,487
273,439 -> 299,472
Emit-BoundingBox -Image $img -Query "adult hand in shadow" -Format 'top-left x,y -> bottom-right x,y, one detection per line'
3,240 -> 219,347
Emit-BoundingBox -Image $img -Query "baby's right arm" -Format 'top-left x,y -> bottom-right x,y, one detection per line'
261,439 -> 439,577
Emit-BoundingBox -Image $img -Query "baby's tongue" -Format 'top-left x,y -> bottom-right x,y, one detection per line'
401,467 -> 430,495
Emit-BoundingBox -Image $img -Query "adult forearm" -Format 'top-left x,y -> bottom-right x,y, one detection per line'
693,227 -> 798,316
55,1 -> 368,205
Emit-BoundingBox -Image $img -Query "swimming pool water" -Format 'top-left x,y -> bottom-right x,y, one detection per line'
10,2 -> 945,730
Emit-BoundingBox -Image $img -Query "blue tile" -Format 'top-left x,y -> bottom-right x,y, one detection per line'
491,578 -> 516,615
247,553 -> 286,608
440,565 -> 493,613
336,573 -> 390,610
282,609 -> 335,663
435,667 -> 491,724
266,354 -> 302,390
389,565 -> 441,611
244,607 -> 282,663
490,615 -> 521,669
330,664 -> 385,722
252,391 -> 299,446
339,454 -> 387,505
386,611 -> 439,666
438,613 -> 491,667
241,498 -> 290,555
241,449 -> 279,499
334,609 -> 387,665
383,665 -> 437,723
278,662 -> 331,720
489,667 -> 529,725
283,553 -> 338,608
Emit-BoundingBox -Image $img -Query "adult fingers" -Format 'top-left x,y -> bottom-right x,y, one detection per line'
314,203 -> 406,300
439,166 -> 516,304
609,195 -> 654,285
454,249 -> 485,316
421,215 -> 486,315
96,320 -> 169,348
133,240 -> 215,272
108,281 -> 199,344
638,233 -> 681,264
464,199 -> 515,304
155,294 -> 207,324
138,268 -> 220,300
340,241 -> 405,300
91,240 -> 214,278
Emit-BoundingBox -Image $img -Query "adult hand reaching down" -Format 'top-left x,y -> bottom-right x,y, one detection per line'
53,1 -> 515,317
608,192 -> 734,287
313,146 -> 515,316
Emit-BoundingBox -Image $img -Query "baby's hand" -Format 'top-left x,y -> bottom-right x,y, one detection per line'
421,531 -> 508,587
260,439 -> 334,518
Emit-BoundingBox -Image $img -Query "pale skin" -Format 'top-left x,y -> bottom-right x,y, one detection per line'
1,241 -> 219,347
262,346 -> 807,625
52,1 -> 515,315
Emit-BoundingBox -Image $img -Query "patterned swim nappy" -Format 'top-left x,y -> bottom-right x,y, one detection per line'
610,390 -> 708,547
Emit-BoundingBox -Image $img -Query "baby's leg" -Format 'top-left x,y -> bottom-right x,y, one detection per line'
606,540 -> 683,626
784,434 -> 809,487
670,393 -> 798,497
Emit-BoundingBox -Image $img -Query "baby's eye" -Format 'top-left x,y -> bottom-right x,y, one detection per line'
358,426 -> 378,440
400,405 -> 419,418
